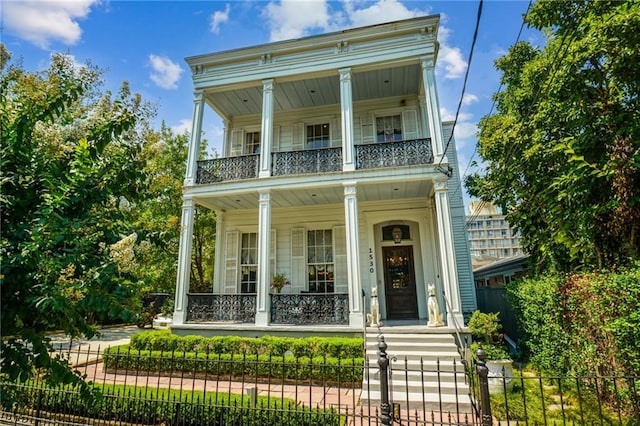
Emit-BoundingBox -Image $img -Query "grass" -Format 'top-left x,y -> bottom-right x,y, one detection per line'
488,366 -> 636,424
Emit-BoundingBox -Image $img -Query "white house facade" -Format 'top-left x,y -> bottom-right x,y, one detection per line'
171,15 -> 476,337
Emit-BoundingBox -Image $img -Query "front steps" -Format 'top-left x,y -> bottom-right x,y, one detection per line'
360,327 -> 474,413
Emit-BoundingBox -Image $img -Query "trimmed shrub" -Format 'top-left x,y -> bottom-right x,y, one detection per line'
129,330 -> 363,358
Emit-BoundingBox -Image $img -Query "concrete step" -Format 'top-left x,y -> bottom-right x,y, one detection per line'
360,389 -> 474,412
361,331 -> 472,411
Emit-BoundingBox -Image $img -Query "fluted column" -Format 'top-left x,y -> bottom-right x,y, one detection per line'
339,68 -> 355,172
173,198 -> 195,325
259,79 -> 274,178
344,182 -> 363,326
185,91 -> 205,185
421,59 -> 447,163
255,190 -> 272,325
433,181 -> 463,326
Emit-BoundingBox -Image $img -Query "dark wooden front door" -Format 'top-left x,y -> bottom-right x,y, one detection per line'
382,246 -> 418,319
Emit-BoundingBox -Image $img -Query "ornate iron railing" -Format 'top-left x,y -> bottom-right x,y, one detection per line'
186,293 -> 256,323
356,138 -> 433,169
272,147 -> 342,176
196,154 -> 259,184
270,292 -> 349,325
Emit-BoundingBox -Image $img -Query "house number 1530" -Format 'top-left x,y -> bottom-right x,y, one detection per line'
368,248 -> 374,273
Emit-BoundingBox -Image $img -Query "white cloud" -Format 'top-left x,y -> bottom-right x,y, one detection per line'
171,119 -> 192,135
264,0 -> 331,41
148,55 -> 184,90
462,93 -> 478,106
343,0 -> 428,27
210,4 -> 231,34
437,26 -> 468,79
440,107 -> 477,143
263,0 -> 429,42
2,0 -> 97,49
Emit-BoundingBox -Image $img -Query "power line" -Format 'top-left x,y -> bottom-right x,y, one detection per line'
437,0 -> 483,176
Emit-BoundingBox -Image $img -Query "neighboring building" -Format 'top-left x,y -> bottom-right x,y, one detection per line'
466,201 -> 523,268
171,15 -> 477,337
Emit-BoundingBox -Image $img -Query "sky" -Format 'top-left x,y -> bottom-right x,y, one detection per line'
1,0 -> 541,211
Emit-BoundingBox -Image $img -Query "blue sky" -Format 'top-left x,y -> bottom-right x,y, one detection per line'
2,0 -> 540,210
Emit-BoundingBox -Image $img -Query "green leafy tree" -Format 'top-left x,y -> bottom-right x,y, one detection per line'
130,126 -> 217,296
0,49 -> 151,390
466,0 -> 640,271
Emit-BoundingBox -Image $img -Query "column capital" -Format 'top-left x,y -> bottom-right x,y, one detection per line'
434,181 -> 448,192
339,67 -> 352,80
193,90 -> 204,102
421,57 -> 435,70
262,78 -> 274,90
259,189 -> 271,201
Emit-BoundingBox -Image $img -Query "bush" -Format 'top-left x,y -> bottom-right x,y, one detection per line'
103,347 -> 364,384
4,381 -> 342,425
129,330 -> 364,358
508,264 -> 640,376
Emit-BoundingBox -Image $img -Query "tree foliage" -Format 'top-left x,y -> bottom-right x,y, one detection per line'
466,0 -> 640,270
0,49 -> 150,389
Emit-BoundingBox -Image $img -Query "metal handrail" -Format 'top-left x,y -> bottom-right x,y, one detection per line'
442,292 -> 468,363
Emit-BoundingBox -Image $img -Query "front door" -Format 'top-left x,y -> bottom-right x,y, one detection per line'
382,246 -> 418,319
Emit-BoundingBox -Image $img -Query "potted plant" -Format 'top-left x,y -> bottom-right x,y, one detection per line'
270,273 -> 290,293
468,310 -> 513,394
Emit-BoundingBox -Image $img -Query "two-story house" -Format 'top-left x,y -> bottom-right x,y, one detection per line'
171,15 -> 476,337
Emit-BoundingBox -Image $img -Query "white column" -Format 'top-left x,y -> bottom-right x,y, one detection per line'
173,198 -> 195,325
185,91 -> 205,185
433,181 -> 464,326
212,212 -> 224,293
255,190 -> 272,325
344,182 -> 363,327
222,120 -> 230,157
339,68 -> 355,172
259,79 -> 274,178
421,59 -> 447,163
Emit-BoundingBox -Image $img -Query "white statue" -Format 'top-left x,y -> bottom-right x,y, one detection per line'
366,287 -> 381,327
427,284 -> 444,327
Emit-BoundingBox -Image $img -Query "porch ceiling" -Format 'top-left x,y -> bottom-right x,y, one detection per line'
205,63 -> 422,119
194,179 -> 433,212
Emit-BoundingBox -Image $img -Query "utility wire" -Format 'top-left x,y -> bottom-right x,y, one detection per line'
437,0 -> 483,176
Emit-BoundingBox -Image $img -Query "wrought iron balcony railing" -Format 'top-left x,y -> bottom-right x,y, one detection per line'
197,154 -> 259,184
186,293 -> 256,323
195,138 -> 433,184
272,147 -> 342,176
270,293 -> 349,325
355,138 -> 433,170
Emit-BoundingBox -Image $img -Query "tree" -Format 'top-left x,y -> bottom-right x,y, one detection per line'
466,0 -> 640,271
0,48 -> 151,390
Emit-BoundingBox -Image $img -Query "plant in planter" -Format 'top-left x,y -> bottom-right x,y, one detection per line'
270,273 -> 290,293
468,310 -> 513,394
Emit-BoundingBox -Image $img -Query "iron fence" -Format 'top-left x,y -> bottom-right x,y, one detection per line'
1,337 -> 638,425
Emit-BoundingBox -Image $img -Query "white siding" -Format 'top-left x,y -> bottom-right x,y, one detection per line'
442,123 -> 477,317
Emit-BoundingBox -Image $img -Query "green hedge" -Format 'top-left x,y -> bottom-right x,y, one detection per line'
130,330 -> 364,358
103,347 -> 364,384
5,381 -> 341,425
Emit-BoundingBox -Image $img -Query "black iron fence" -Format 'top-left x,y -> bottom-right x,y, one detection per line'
1,336 -> 638,425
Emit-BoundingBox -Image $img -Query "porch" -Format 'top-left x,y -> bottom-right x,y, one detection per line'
196,138 -> 433,184
184,292 -> 350,327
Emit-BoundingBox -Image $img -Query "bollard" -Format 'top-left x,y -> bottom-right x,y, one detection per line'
246,387 -> 258,407
475,345 -> 492,426
377,335 -> 392,426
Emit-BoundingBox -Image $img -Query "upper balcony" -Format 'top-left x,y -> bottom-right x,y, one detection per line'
196,138 -> 433,184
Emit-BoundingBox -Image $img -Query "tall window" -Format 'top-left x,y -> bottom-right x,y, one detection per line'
306,123 -> 330,148
245,132 -> 260,154
376,115 -> 402,142
240,233 -> 257,293
307,230 -> 334,293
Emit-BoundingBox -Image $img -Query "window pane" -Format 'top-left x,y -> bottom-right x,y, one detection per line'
240,232 -> 258,293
